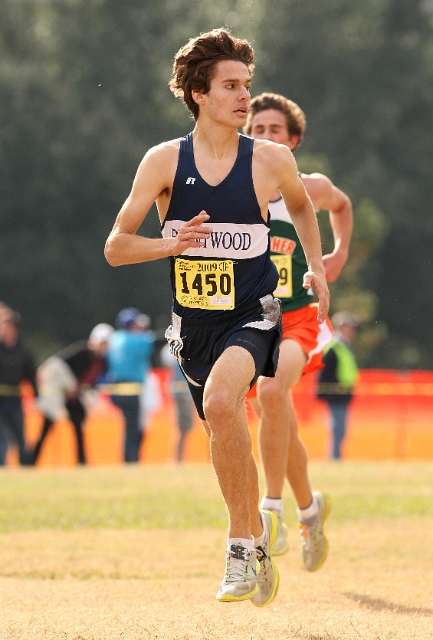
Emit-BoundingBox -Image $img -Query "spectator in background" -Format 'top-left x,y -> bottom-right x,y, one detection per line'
317,311 -> 360,460
160,343 -> 195,463
0,307 -> 37,465
32,323 -> 114,465
106,308 -> 155,463
139,366 -> 162,441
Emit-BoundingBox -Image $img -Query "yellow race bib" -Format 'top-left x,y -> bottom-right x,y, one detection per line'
174,258 -> 235,310
271,254 -> 293,298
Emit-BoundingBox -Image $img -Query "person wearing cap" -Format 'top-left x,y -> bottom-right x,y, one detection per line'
105,308 -> 155,463
0,307 -> 37,465
317,311 -> 360,459
31,323 -> 114,465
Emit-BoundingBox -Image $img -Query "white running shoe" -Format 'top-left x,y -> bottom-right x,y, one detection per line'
251,510 -> 280,607
216,543 -> 258,602
271,510 -> 289,556
298,491 -> 331,572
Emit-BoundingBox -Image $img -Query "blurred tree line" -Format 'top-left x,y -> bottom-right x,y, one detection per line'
1,0 -> 432,368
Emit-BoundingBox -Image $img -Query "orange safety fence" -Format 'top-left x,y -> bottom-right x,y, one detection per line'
8,368 -> 433,467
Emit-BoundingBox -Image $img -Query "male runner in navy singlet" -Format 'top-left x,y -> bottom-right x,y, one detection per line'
105,28 -> 330,606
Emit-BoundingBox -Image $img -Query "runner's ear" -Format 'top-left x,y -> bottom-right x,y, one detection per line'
191,89 -> 205,107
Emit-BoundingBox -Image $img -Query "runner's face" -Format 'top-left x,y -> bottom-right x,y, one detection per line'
250,109 -> 295,148
198,60 -> 251,127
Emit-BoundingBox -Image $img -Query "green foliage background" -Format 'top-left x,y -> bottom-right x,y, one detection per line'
1,0 -> 432,368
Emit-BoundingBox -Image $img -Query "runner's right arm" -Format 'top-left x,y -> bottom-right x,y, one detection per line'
105,143 -> 212,266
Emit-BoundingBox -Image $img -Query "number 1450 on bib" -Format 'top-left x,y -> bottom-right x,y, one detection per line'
174,258 -> 235,310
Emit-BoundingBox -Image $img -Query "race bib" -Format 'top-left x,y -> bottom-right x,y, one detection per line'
271,254 -> 293,298
174,258 -> 235,309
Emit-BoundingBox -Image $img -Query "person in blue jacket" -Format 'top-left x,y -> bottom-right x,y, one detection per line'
106,308 -> 155,463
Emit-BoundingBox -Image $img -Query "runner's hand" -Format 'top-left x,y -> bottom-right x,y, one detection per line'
303,270 -> 330,324
173,211 -> 212,254
322,251 -> 347,282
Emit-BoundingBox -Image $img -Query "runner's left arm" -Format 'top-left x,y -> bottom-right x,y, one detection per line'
276,150 -> 330,323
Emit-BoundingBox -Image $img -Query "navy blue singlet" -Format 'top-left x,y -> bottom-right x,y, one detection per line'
161,133 -> 278,320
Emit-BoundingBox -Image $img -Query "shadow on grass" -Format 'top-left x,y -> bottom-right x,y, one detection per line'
343,592 -> 433,617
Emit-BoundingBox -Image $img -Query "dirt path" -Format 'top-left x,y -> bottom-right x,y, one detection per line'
0,521 -> 432,639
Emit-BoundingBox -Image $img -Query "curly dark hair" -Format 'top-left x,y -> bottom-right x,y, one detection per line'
169,28 -> 255,121
244,92 -> 306,146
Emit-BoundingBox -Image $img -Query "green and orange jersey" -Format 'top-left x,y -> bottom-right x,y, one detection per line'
269,196 -> 314,312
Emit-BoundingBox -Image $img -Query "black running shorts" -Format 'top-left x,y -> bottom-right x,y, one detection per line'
165,295 -> 282,420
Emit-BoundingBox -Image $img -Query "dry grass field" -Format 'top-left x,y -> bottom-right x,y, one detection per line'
0,462 -> 432,639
